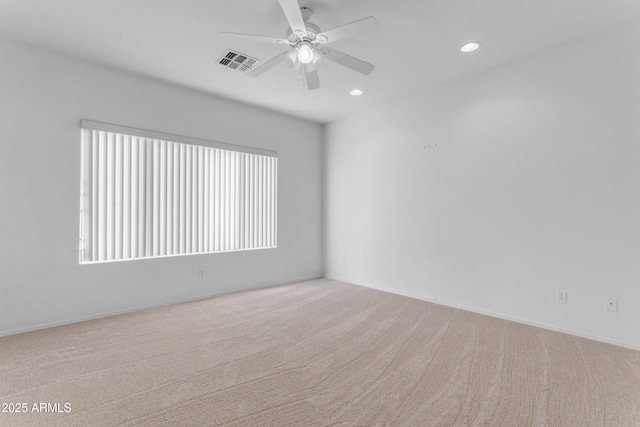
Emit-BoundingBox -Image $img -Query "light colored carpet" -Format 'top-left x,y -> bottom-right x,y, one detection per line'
1,278 -> 639,426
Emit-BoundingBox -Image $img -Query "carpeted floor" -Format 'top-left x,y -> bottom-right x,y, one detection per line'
1,278 -> 639,426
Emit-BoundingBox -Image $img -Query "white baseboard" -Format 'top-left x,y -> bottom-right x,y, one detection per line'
0,274 -> 322,338
326,275 -> 640,352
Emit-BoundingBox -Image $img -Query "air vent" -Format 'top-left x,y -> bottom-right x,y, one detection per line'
217,49 -> 260,73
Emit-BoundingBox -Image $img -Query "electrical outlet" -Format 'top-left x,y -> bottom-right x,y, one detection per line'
557,291 -> 567,304
606,298 -> 618,312
198,268 -> 205,279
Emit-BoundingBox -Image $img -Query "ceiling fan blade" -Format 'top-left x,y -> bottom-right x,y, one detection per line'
305,67 -> 320,90
315,17 -> 380,44
247,52 -> 289,78
278,0 -> 306,35
219,32 -> 288,45
324,48 -> 375,75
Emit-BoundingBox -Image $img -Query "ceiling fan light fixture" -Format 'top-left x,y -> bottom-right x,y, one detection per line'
461,41 -> 480,53
297,43 -> 314,64
285,49 -> 298,67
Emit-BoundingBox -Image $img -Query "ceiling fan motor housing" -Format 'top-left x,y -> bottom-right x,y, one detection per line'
287,21 -> 322,42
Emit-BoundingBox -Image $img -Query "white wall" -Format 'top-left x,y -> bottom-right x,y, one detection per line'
324,22 -> 640,349
0,37 -> 323,335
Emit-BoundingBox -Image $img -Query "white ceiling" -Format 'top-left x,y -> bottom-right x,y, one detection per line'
1,0 -> 639,123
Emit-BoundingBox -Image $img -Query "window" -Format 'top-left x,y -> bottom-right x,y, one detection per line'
79,120 -> 277,263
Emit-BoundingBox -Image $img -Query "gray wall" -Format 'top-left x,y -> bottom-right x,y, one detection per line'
324,22 -> 640,349
0,38 -> 323,335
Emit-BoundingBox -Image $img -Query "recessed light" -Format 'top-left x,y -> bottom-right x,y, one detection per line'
461,41 -> 480,53
350,89 -> 363,96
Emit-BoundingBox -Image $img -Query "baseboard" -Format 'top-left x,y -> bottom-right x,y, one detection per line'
326,275 -> 640,352
0,274 -> 322,338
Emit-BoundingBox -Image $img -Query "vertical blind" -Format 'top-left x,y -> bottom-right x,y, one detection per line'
79,121 -> 277,263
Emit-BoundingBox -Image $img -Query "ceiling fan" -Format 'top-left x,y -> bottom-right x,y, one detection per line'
220,0 -> 380,90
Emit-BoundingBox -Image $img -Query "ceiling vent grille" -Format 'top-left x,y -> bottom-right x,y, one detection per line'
217,49 -> 259,73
